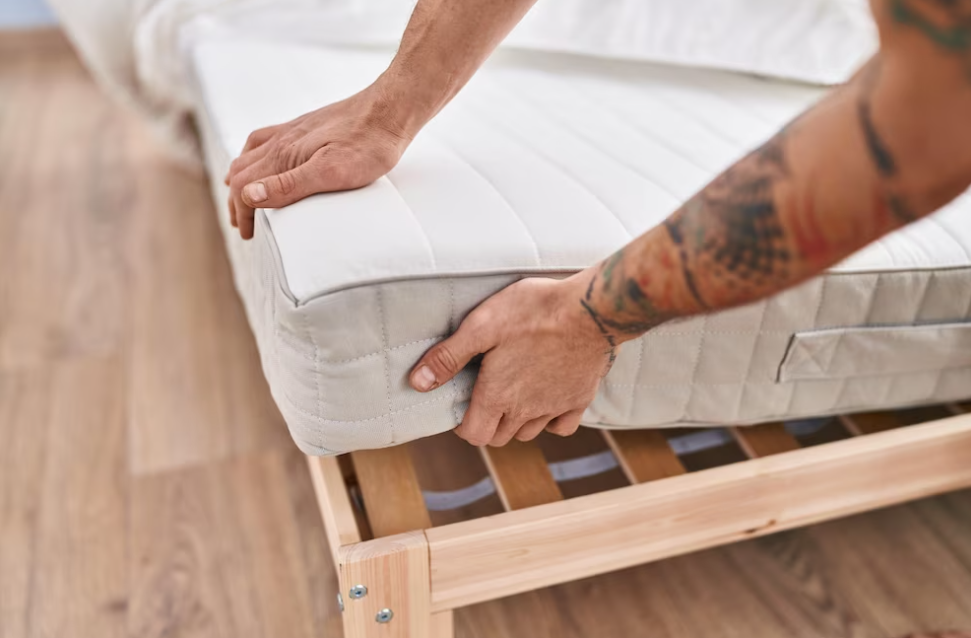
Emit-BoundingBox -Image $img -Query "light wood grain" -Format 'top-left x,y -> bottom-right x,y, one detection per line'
480,440 -> 564,510
307,456 -> 362,565
0,48 -> 132,371
129,451 -> 324,638
351,446 -> 432,537
603,429 -> 686,483
732,423 -> 802,458
427,414 -> 971,610
1,359 -> 129,638
339,532 -> 432,638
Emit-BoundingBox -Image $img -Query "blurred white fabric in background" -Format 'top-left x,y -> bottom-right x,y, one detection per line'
46,0 -> 877,168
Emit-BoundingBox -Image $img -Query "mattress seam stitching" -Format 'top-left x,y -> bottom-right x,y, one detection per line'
377,287 -> 395,444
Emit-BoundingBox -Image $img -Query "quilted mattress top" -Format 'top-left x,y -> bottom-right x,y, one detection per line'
192,39 -> 971,455
195,40 -> 971,306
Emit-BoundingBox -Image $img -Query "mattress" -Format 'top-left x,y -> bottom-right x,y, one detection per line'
191,39 -> 971,456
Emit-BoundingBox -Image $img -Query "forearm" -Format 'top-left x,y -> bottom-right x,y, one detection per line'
374,0 -> 539,137
580,2 -> 971,355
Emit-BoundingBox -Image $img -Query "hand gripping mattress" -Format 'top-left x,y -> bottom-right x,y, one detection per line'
191,39 -> 971,456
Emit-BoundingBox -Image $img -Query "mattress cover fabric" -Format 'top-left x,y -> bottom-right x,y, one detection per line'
51,0 -> 875,168
193,40 -> 971,456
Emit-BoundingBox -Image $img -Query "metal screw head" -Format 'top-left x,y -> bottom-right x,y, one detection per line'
336,593 -> 344,612
348,585 -> 368,599
376,608 -> 394,624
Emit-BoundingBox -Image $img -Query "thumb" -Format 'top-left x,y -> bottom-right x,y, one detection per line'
242,162 -> 329,209
410,324 -> 487,392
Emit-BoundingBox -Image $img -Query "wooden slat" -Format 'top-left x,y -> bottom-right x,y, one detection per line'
307,456 -> 362,564
840,412 -> 902,436
351,446 -> 432,538
480,440 -> 563,511
731,423 -> 801,458
427,413 -> 971,610
602,430 -> 686,483
340,532 -> 432,638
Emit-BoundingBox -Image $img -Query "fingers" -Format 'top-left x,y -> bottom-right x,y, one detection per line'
489,413 -> 529,447
240,160 -> 333,210
226,125 -> 281,185
231,158 -> 322,241
410,319 -> 491,393
546,410 -> 584,438
514,416 -> 553,442
242,125 -> 281,154
454,389 -> 502,447
228,198 -> 238,228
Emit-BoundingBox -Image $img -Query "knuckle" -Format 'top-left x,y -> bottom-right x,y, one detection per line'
428,344 -> 461,374
273,141 -> 302,172
275,169 -> 298,196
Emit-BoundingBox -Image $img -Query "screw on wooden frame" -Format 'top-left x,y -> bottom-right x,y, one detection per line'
348,585 -> 368,599
376,609 -> 394,624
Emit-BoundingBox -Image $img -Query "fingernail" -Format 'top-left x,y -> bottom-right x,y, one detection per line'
244,182 -> 267,203
413,366 -> 437,391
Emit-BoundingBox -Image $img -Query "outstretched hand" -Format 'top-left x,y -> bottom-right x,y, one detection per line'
224,84 -> 414,239
408,274 -> 615,447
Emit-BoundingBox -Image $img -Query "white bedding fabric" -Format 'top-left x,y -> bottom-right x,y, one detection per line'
49,0 -> 876,167
192,39 -> 971,456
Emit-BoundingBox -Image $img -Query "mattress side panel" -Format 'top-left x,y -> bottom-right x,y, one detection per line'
279,267 -> 971,456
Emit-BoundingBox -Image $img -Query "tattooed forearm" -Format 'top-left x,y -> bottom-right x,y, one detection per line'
857,64 -> 920,222
576,0 -> 971,352
665,134 -> 793,307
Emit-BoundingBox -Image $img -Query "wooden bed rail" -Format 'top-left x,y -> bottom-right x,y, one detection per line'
424,413 -> 971,610
309,405 -> 971,636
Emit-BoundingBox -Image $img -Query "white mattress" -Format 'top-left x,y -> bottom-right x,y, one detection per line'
191,39 -> 971,456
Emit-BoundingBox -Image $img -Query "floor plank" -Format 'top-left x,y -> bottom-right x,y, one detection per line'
1,358 -> 129,638
128,450 -> 330,638
0,49 -> 132,371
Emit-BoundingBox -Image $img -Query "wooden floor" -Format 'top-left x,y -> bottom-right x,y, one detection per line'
2,31 -> 971,638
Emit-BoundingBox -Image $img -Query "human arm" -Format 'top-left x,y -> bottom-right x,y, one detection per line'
225,0 -> 540,239
408,0 -> 971,446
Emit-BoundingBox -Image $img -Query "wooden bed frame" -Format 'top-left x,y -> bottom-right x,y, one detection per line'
307,402 -> 971,637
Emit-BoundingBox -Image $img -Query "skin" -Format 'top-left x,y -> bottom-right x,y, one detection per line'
230,0 -> 971,447
225,0 -> 541,239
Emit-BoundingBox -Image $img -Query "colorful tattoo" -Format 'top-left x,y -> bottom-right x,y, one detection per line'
665,134 -> 792,306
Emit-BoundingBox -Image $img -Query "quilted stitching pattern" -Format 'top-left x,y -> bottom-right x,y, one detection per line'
193,41 -> 971,456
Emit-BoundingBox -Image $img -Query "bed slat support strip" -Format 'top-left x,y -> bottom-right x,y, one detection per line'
350,446 -> 432,537
602,430 -> 686,483
480,440 -> 563,510
731,423 -> 801,458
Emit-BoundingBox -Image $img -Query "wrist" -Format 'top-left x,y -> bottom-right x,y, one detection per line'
566,261 -> 675,347
370,60 -> 453,141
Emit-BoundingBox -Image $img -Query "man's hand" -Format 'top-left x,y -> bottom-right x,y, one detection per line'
226,0 -> 543,240
225,84 -> 413,240
408,274 -> 616,447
